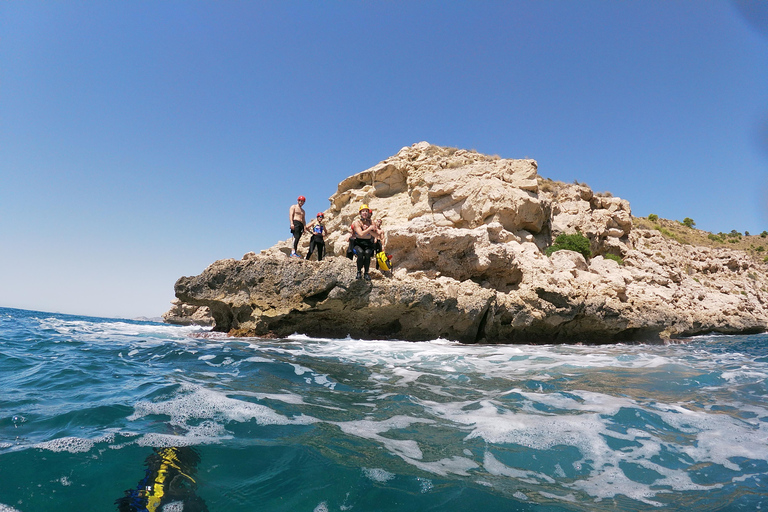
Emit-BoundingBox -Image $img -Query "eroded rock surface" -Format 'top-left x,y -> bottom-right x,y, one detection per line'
167,142 -> 768,342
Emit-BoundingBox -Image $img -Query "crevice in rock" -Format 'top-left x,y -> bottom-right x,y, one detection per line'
474,306 -> 491,343
303,285 -> 335,307
535,287 -> 571,309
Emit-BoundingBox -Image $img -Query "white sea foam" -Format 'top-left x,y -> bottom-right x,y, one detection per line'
0,504 -> 23,512
290,363 -> 337,389
137,432 -> 217,448
34,437 -> 95,453
403,455 -> 479,477
243,356 -> 273,363
417,477 -> 433,493
405,382 -> 763,502
128,383 -> 320,431
38,316 -> 209,340
362,467 -> 395,482
483,452 -> 555,484
335,415 -> 430,460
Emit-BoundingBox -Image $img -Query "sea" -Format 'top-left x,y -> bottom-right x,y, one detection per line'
1,306 -> 767,512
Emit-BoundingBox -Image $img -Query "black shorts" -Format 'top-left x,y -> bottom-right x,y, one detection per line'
353,238 -> 375,255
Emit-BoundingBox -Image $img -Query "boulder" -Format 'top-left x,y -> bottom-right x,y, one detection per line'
162,299 -> 214,326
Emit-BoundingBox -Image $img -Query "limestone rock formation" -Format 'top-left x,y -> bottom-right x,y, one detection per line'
162,299 -> 213,327
166,142 -> 768,342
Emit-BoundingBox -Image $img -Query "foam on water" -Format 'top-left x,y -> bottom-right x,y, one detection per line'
362,467 -> 396,482
128,383 -> 320,428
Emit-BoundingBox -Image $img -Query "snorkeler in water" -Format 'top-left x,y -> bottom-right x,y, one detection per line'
115,446 -> 209,512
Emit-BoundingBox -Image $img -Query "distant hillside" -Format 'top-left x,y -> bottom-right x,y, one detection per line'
632,216 -> 768,263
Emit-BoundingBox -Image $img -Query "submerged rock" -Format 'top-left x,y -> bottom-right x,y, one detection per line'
166,142 -> 768,343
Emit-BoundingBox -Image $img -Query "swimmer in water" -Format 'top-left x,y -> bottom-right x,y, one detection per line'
115,446 -> 209,512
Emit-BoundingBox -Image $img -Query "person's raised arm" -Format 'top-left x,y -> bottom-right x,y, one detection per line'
352,220 -> 375,238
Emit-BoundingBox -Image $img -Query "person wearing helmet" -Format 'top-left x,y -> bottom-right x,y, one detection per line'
305,212 -> 328,261
351,204 -> 382,281
289,196 -> 307,257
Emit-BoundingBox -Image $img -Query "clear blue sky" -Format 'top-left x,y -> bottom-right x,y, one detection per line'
2,1 -> 767,319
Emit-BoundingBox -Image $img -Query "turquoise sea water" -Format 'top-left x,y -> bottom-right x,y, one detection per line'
1,306 -> 767,511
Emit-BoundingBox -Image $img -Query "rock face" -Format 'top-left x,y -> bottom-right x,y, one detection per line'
162,299 -> 214,327
167,142 -> 768,342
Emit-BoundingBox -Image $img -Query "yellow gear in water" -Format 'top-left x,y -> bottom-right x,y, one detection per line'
359,204 -> 370,212
145,447 -> 196,512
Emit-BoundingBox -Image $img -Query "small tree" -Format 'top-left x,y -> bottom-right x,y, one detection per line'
761,231 -> 768,238
648,214 -> 659,222
682,217 -> 695,228
546,233 -> 592,260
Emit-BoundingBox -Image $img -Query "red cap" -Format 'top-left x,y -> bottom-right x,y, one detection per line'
297,196 -> 306,202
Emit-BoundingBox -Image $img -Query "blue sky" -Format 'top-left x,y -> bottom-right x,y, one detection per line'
2,1 -> 767,319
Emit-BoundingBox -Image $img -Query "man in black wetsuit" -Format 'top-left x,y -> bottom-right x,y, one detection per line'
351,204 -> 382,281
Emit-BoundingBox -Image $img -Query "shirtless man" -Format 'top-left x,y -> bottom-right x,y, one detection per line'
289,196 -> 306,257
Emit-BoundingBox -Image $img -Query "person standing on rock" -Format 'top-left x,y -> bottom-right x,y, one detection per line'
289,196 -> 306,257
305,212 -> 327,261
351,204 -> 382,281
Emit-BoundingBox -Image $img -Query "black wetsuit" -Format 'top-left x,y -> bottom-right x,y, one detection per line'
353,238 -> 375,274
291,221 -> 304,252
306,224 -> 325,261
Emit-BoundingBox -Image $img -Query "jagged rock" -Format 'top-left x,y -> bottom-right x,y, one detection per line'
162,299 -> 214,326
166,142 -> 768,343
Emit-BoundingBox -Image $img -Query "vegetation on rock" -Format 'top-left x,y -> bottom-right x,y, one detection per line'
545,233 -> 592,260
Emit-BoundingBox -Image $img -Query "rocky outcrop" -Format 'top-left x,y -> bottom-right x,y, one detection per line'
166,142 -> 768,342
162,299 -> 213,327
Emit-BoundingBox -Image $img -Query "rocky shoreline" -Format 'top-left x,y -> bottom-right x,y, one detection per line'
165,142 -> 768,343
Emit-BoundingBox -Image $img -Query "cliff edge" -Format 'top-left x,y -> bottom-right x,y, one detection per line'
166,142 -> 768,343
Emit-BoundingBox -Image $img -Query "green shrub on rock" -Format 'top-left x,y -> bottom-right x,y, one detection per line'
604,253 -> 624,265
648,214 -> 659,222
545,233 -> 592,260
